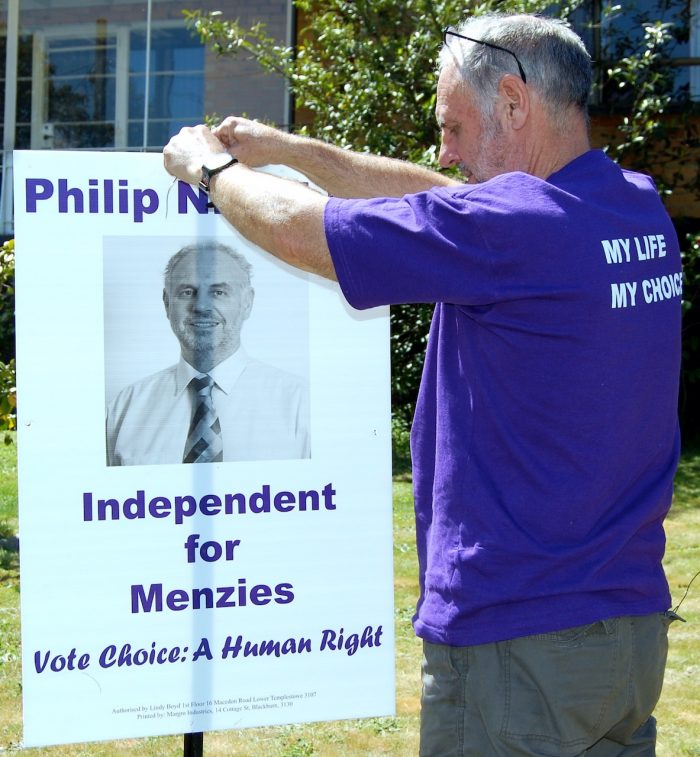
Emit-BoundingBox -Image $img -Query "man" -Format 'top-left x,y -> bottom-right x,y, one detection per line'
106,241 -> 310,465
164,13 -> 682,755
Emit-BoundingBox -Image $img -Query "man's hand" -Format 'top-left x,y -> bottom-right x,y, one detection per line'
163,125 -> 232,185
212,117 -> 291,168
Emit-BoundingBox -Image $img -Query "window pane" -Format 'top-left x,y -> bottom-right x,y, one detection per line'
128,27 -> 204,148
45,34 -> 117,129
54,123 -> 114,149
569,0 -> 692,105
128,118 -> 193,149
16,125 -> 30,149
129,73 -> 203,119
48,45 -> 117,78
17,77 -> 32,123
130,28 -> 204,73
128,122 -> 142,147
48,75 -> 116,121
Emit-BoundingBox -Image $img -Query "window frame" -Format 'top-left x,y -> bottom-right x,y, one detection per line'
27,19 -> 204,150
572,0 -> 700,108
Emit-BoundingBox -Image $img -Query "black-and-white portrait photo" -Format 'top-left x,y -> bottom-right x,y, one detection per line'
104,237 -> 311,466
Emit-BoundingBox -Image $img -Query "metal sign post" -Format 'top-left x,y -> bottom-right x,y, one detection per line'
184,732 -> 203,757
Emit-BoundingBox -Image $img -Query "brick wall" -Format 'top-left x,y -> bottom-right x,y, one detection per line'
199,0 -> 290,126
591,115 -> 700,220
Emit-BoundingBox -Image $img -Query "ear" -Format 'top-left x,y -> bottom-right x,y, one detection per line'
162,289 -> 170,317
241,287 -> 254,322
498,74 -> 529,131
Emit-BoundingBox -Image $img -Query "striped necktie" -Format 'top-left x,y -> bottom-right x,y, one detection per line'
183,374 -> 223,464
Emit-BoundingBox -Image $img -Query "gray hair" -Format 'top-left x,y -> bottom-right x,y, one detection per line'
164,241 -> 253,292
439,14 -> 592,128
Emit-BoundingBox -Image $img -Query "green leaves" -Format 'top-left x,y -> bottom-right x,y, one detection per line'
0,360 -> 15,439
608,19 -> 675,167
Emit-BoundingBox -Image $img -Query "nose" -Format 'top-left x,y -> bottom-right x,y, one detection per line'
438,138 -> 459,170
192,290 -> 213,311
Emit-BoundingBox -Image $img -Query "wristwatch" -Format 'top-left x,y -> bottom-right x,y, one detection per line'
199,155 -> 239,193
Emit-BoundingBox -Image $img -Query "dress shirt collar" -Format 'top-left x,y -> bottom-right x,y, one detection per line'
175,348 -> 251,396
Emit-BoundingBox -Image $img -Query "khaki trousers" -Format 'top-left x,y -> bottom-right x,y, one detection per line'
420,613 -> 678,756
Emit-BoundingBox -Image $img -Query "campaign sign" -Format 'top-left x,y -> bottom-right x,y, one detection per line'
14,151 -> 394,747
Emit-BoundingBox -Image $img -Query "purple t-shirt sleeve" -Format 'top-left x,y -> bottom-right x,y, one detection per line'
325,188 -> 498,309
324,177 -> 561,310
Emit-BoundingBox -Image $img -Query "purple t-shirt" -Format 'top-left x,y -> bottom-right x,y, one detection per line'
324,150 -> 682,646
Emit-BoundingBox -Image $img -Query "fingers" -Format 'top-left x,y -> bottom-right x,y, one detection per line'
212,117 -> 260,158
211,116 -> 240,148
192,123 -> 228,151
163,124 -> 230,184
164,116 -> 288,182
211,117 -> 286,167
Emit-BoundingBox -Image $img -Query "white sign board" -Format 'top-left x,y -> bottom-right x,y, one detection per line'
14,151 -> 394,747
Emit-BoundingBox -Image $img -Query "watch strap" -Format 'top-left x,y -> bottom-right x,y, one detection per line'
199,156 -> 238,193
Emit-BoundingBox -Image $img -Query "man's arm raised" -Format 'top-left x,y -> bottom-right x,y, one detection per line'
163,125 -> 336,280
212,116 -> 459,199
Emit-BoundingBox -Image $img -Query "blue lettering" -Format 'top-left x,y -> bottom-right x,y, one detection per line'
23,177 -> 160,221
34,648 -> 90,673
99,642 -> 185,668
131,583 -> 163,613
319,625 -> 384,655
25,178 -> 53,212
58,179 -> 84,213
178,180 -> 211,214
192,638 -> 213,661
133,188 -> 159,222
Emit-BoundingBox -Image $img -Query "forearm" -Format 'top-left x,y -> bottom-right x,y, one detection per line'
208,163 -> 336,280
271,132 -> 458,199
212,117 -> 460,198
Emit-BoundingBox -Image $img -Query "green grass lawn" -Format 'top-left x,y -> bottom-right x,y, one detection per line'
1,440 -> 698,755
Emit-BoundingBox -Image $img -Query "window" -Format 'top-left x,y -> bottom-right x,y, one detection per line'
569,0 -> 699,106
43,30 -> 118,148
3,21 -> 204,151
0,34 -> 33,149
128,27 -> 204,148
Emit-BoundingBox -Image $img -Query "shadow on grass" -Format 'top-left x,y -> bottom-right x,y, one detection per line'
670,448 -> 700,517
392,420 -> 413,482
0,518 -> 19,577
0,548 -> 19,577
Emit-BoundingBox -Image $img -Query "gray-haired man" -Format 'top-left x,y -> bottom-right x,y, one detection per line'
164,14 -> 681,754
